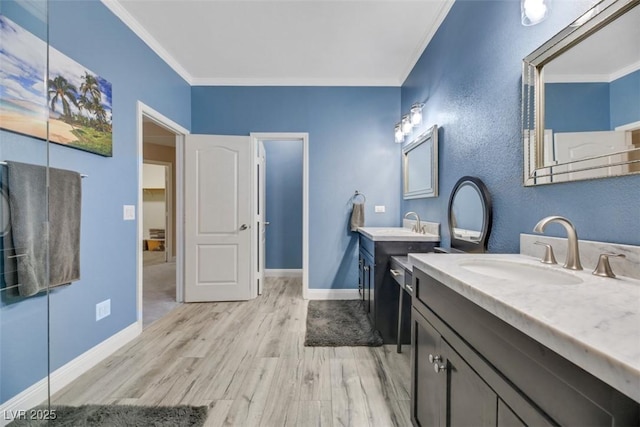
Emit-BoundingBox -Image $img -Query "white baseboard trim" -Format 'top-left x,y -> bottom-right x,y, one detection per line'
0,322 -> 141,426
306,289 -> 361,300
265,269 -> 303,278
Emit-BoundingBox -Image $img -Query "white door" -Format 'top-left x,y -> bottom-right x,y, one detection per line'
257,142 -> 266,295
184,134 -> 252,302
555,130 -> 631,180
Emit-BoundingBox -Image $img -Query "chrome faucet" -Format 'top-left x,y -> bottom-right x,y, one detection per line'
533,216 -> 582,270
404,212 -> 422,233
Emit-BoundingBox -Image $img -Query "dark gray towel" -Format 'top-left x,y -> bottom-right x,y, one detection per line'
350,202 -> 364,232
6,161 -> 81,297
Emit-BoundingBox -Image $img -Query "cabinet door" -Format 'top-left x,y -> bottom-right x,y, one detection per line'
498,399 -> 526,427
358,256 -> 364,300
411,308 -> 445,427
360,248 -> 374,316
442,340 -> 498,427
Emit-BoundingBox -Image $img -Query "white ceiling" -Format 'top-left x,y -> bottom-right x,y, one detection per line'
545,4 -> 640,82
103,0 -> 454,86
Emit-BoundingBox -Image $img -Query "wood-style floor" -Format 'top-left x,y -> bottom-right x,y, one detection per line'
52,277 -> 412,426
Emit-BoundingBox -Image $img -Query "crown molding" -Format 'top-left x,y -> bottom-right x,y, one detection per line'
190,76 -> 402,87
100,0 -> 194,85
399,0 -> 455,86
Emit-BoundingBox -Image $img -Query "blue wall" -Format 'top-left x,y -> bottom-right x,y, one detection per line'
0,0 -> 190,404
545,82 -> 610,132
401,0 -> 640,252
192,86 -> 401,289
610,69 -> 640,129
545,69 -> 640,132
264,140 -> 303,269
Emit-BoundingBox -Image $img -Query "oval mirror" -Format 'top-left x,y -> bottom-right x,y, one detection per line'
448,176 -> 492,253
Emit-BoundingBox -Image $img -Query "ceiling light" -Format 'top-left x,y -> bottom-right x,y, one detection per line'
522,0 -> 550,26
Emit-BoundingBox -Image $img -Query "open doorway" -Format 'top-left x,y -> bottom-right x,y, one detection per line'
141,115 -> 179,327
251,133 -> 309,299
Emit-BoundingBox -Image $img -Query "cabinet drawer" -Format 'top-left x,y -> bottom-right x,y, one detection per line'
389,257 -> 405,287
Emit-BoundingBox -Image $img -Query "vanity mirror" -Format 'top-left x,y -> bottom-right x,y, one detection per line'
402,124 -> 438,199
522,0 -> 640,186
448,176 -> 492,253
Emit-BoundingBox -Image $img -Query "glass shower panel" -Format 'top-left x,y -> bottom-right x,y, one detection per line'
0,0 -> 50,418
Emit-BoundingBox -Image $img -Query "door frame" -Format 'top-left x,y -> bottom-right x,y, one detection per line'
250,133 -> 309,299
137,101 -> 189,325
142,160 -> 172,261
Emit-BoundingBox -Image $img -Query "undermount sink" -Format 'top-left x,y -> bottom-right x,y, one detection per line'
457,258 -> 583,285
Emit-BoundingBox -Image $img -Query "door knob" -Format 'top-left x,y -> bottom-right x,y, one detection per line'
240,224 -> 248,230
434,363 -> 447,373
428,354 -> 442,363
265,221 -> 270,226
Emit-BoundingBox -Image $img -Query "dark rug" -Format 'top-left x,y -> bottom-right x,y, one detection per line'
7,405 -> 208,426
305,300 -> 383,346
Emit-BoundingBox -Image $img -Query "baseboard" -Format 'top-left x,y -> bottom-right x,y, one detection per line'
306,289 -> 360,300
265,269 -> 303,278
0,322 -> 141,426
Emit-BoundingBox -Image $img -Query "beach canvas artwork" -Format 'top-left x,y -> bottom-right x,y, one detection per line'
0,14 -> 113,156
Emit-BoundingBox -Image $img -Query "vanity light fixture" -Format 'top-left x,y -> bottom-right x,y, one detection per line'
394,101 -> 426,143
410,103 -> 424,126
521,0 -> 550,26
394,123 -> 404,143
401,115 -> 413,135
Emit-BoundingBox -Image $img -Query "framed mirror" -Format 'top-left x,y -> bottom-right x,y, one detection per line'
448,176 -> 492,253
403,124 -> 438,199
522,0 -> 640,186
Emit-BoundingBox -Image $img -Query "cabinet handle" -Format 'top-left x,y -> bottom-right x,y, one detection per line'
406,284 -> 414,293
434,363 -> 447,373
359,259 -> 363,267
390,269 -> 402,277
428,354 -> 442,363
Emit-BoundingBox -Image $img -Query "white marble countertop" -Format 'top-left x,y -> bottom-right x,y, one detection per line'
408,252 -> 640,402
358,227 -> 440,242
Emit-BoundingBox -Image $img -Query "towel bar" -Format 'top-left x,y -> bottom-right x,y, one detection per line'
0,161 -> 88,178
353,190 -> 366,203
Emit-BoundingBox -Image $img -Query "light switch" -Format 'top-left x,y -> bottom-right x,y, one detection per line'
123,205 -> 135,220
374,205 -> 386,213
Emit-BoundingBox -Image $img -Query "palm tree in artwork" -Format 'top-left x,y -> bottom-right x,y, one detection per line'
48,75 -> 79,121
80,72 -> 101,102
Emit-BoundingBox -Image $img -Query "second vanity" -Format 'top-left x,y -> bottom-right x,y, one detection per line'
408,251 -> 640,426
357,223 -> 439,344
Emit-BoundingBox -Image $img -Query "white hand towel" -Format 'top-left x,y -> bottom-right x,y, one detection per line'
350,203 -> 365,232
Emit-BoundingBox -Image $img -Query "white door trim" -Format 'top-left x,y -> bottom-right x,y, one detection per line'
250,133 -> 309,300
136,101 -> 189,325
143,160 -> 172,262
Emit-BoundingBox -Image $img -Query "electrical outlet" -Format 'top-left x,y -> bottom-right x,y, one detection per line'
96,299 -> 111,321
374,205 -> 386,213
123,205 -> 135,220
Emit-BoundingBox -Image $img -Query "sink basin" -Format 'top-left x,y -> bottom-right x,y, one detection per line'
457,258 -> 583,285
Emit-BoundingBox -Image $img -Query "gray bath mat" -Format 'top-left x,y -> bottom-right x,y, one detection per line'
305,300 -> 383,346
7,405 -> 208,426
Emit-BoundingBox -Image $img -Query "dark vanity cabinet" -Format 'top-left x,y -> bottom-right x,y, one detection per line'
411,267 -> 640,427
358,234 -> 437,344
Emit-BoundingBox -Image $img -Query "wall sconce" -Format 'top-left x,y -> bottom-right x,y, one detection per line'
394,123 -> 404,143
401,115 -> 412,135
521,0 -> 550,26
410,103 -> 424,126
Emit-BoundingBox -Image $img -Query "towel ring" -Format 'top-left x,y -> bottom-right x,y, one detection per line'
353,191 -> 366,203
